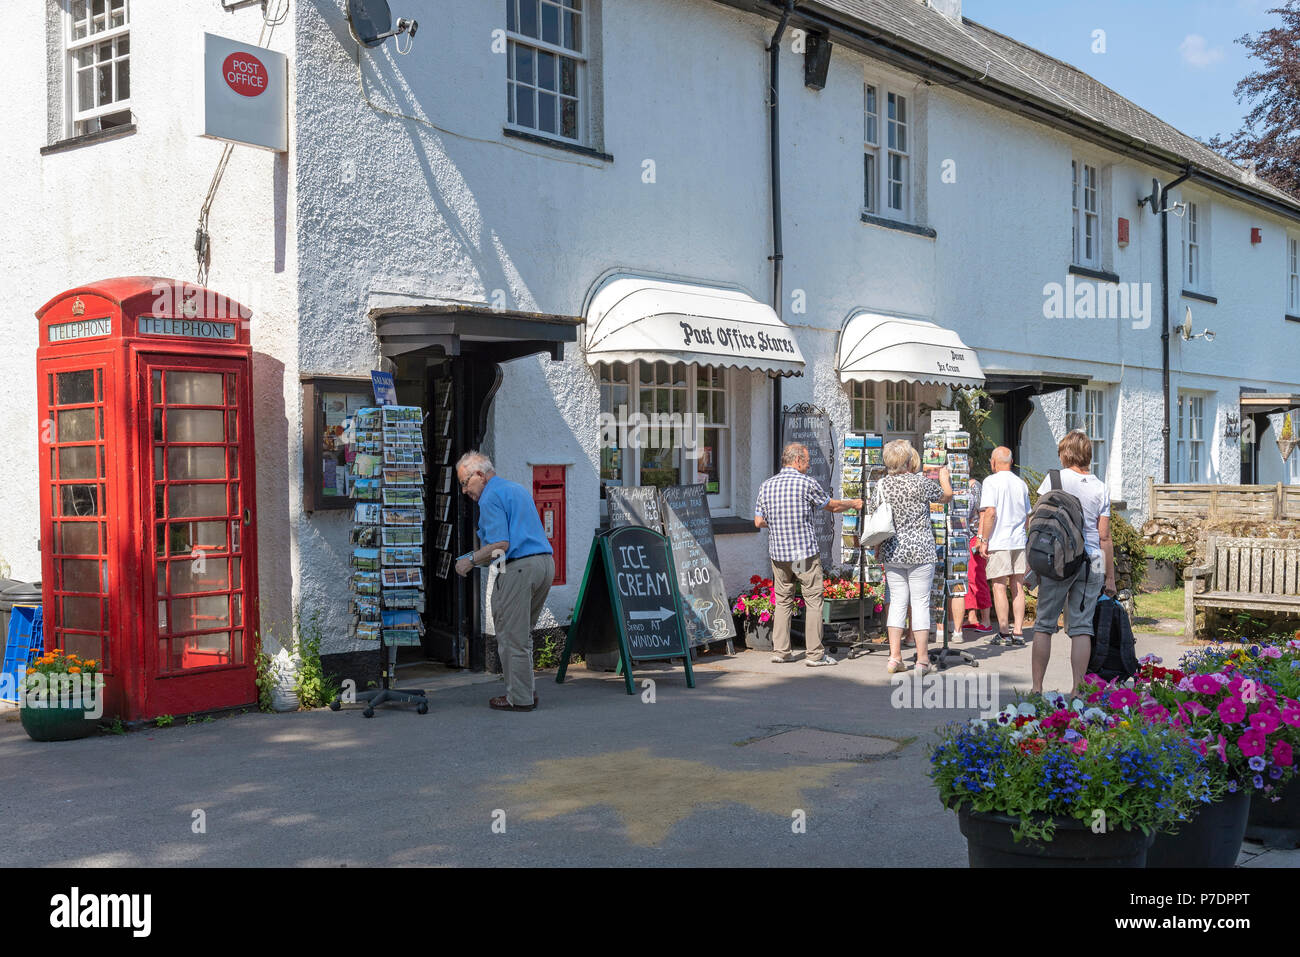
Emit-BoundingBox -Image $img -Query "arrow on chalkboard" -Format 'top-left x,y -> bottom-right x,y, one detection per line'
629,606 -> 676,622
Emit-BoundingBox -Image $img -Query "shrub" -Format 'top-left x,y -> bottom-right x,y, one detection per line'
1145,543 -> 1189,564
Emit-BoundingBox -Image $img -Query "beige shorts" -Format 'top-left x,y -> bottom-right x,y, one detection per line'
986,548 -> 1027,580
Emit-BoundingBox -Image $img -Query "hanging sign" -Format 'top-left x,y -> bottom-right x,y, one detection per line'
202,33 -> 288,152
370,371 -> 397,406
557,526 -> 694,694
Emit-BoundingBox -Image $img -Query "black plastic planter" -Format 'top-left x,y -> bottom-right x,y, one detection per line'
1246,780 -> 1300,848
1147,789 -> 1250,868
958,807 -> 1154,867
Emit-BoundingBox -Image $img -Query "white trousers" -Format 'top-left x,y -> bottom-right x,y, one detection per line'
884,562 -> 934,632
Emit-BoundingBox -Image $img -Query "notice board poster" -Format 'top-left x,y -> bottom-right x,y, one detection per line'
659,484 -> 735,648
780,406 -> 836,572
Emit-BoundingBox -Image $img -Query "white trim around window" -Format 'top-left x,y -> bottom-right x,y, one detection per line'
506,0 -> 586,144
1288,234 -> 1299,315
65,0 -> 131,137
1175,390 -> 1209,483
1065,386 -> 1109,478
597,360 -> 733,513
1181,198 -> 1210,293
864,80 -> 911,221
1071,158 -> 1100,268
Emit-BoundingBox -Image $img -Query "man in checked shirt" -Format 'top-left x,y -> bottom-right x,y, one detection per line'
754,443 -> 864,666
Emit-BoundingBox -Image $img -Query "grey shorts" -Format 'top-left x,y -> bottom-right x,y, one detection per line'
1033,552 -> 1105,636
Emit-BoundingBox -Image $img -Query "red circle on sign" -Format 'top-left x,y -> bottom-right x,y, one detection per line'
223,52 -> 268,97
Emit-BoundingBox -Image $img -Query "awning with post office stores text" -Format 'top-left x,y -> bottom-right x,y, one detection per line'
836,311 -> 984,388
583,275 -> 806,376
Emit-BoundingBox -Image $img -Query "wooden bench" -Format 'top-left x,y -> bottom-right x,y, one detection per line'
1184,536 -> 1300,639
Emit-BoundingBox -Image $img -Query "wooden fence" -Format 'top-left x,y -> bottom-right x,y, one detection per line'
1147,478 -> 1300,522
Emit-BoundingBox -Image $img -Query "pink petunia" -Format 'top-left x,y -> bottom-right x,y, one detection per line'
1191,674 -> 1221,695
1214,734 -> 1229,763
1261,646 -> 1283,659
1071,738 -> 1088,755
758,611 -> 771,624
1238,730 -> 1268,758
1182,700 -> 1211,718
1274,740 -> 1294,767
1109,688 -> 1139,710
1281,700 -> 1300,728
1250,711 -> 1281,735
1218,697 -> 1248,724
1139,702 -> 1171,723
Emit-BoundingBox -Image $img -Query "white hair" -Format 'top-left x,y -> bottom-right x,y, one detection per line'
456,450 -> 495,476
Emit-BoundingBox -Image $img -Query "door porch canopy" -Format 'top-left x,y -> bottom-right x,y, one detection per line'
836,311 -> 984,388
583,274 -> 805,376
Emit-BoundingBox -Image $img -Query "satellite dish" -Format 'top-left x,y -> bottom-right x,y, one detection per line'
347,0 -> 392,47
1140,177 -> 1160,213
1181,306 -> 1194,340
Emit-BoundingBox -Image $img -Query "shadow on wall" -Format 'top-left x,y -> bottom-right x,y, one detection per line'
252,350 -> 293,650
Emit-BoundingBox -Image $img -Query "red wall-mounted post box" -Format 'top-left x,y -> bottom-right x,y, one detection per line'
532,465 -> 565,586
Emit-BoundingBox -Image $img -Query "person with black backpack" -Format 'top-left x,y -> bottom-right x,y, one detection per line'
1026,430 -> 1116,694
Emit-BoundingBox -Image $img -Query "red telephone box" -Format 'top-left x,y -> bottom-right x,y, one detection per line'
532,465 -> 565,586
35,277 -> 260,721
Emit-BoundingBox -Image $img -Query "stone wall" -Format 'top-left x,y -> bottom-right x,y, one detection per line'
1142,516 -> 1300,568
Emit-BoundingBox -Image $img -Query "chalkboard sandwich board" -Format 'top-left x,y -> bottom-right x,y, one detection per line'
659,483 -> 735,650
605,485 -> 663,530
557,525 -> 695,694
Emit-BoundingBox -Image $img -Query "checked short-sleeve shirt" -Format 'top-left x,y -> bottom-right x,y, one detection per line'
755,467 -> 830,562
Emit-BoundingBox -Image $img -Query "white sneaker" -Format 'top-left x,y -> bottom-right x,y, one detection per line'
806,654 -> 838,667
770,652 -> 795,663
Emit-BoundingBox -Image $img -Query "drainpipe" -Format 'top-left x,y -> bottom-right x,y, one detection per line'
768,0 -> 795,473
1160,166 -> 1192,483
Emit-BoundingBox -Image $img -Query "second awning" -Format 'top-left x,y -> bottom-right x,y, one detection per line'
837,311 -> 984,387
584,274 -> 806,376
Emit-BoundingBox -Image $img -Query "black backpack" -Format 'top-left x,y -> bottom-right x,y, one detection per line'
1090,595 -> 1139,682
1026,469 -> 1088,583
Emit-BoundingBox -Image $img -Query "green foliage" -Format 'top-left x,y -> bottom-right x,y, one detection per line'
1145,543 -> 1189,564
186,715 -> 199,726
106,716 -> 126,735
535,633 -> 561,669
292,611 -> 341,709
1216,612 -> 1278,643
155,714 -> 174,728
1110,512 -> 1147,593
253,634 -> 278,713
920,388 -> 996,480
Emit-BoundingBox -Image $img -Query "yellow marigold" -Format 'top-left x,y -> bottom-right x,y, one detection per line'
1120,720 -> 1130,728
84,660 -> 97,668
25,668 -> 35,676
68,666 -> 81,674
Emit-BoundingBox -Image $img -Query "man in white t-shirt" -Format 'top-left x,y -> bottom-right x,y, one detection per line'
975,447 -> 1031,645
1029,430 -> 1117,695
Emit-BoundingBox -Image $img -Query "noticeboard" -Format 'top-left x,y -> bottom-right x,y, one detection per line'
659,484 -> 735,648
557,526 -> 694,694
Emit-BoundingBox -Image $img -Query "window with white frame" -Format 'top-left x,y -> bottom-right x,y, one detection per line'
1072,159 -> 1100,267
66,0 -> 131,137
1065,387 -> 1108,477
864,82 -> 910,220
885,381 -> 917,434
597,361 -> 731,510
1289,236 -> 1299,314
1183,201 -> 1205,291
1176,391 -> 1207,483
506,0 -> 585,143
850,380 -> 876,433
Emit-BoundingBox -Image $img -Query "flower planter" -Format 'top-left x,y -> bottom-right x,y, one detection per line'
742,618 -> 773,652
822,597 -> 880,623
957,807 -> 1155,868
20,705 -> 99,742
1246,780 -> 1300,848
1146,788 -> 1250,868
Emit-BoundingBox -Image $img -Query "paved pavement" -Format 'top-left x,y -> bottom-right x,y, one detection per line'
0,628 -> 1295,866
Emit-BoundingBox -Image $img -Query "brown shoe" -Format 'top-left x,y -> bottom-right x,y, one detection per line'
489,694 -> 538,712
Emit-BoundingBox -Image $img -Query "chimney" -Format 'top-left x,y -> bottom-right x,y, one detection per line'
924,0 -> 962,22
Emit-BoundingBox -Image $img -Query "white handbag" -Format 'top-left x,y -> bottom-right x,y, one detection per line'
860,477 -> 896,547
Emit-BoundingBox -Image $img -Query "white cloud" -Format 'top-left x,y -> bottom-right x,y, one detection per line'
1180,34 -> 1226,69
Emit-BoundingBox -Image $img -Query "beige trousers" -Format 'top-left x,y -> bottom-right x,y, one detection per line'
491,554 -> 554,706
771,556 -> 825,659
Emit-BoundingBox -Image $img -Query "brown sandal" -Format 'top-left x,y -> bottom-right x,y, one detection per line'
489,694 -> 538,712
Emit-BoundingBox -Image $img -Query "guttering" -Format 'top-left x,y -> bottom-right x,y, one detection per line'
767,0 -> 795,473
1160,166 -> 1193,483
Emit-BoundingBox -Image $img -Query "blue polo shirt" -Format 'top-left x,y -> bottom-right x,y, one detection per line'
476,475 -> 553,561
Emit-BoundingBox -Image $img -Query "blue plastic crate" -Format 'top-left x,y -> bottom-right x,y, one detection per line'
2,605 -> 43,705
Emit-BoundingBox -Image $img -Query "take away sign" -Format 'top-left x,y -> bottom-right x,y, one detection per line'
202,33 -> 287,152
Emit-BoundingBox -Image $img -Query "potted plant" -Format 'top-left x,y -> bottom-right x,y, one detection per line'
20,649 -> 103,742
732,575 -> 804,651
930,693 -> 1217,867
1083,648 -> 1298,867
820,577 -> 885,623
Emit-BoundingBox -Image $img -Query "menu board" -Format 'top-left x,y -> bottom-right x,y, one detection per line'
606,485 -> 663,530
659,484 -> 735,648
781,407 -> 835,572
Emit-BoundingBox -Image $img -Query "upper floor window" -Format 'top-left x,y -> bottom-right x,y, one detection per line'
1182,200 -> 1210,292
67,0 -> 131,137
1065,386 -> 1108,478
506,0 -> 584,143
864,82 -> 910,220
1072,160 -> 1099,268
1287,236 -> 1298,314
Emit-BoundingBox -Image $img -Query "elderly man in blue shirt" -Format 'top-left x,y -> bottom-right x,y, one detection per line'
755,442 -> 863,666
455,451 -> 555,712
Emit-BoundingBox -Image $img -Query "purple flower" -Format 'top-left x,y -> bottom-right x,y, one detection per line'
1253,774 -> 1265,789
1248,755 -> 1267,772
1261,646 -> 1283,660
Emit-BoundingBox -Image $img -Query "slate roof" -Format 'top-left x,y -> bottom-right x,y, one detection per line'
807,0 -> 1299,210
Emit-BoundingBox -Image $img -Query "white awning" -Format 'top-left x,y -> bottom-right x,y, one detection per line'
584,275 -> 806,376
837,311 -> 984,387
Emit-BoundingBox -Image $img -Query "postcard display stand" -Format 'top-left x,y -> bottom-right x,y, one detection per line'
334,404 -> 429,716
924,428 -> 977,670
835,433 -> 885,659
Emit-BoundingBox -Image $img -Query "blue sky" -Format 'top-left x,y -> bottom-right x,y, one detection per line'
964,0 -> 1279,144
